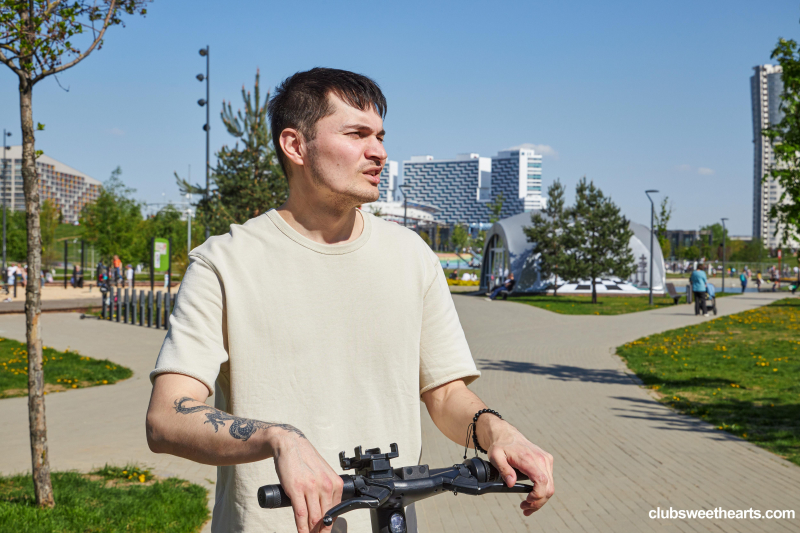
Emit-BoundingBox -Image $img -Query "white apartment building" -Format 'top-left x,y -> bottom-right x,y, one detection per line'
0,146 -> 102,223
751,64 -> 797,247
492,147 -> 543,212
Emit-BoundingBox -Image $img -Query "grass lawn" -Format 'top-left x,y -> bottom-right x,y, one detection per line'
0,465 -> 209,533
0,337 -> 132,399
508,292 -> 735,316
54,223 -> 84,241
617,298 -> 800,466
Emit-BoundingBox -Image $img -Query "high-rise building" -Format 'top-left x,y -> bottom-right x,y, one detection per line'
400,147 -> 545,225
751,64 -> 796,247
401,153 -> 493,225
377,160 -> 399,202
0,146 -> 102,223
492,148 -> 543,214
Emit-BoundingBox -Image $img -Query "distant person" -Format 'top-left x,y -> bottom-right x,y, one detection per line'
792,266 -> 799,295
164,273 -> 169,289
71,264 -> 84,288
756,271 -> 763,291
690,264 -> 708,316
449,269 -> 458,280
488,272 -> 515,300
96,260 -> 106,283
739,271 -> 747,293
45,269 -> 54,284
770,267 -> 779,292
126,264 -> 134,290
112,255 -> 122,286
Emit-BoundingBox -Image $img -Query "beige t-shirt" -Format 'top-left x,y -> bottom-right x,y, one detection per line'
151,209 -> 480,533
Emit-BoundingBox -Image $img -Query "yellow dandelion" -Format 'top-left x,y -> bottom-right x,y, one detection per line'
71,384 -> 77,388
139,474 -> 146,483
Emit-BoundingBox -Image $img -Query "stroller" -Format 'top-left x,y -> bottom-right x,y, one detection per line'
698,283 -> 718,316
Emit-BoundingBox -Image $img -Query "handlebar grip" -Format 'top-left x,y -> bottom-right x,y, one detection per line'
258,484 -> 291,509
257,476 -> 357,509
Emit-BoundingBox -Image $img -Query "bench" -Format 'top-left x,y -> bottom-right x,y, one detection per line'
665,283 -> 682,305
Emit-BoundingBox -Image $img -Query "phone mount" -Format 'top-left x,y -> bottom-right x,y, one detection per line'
339,443 -> 399,479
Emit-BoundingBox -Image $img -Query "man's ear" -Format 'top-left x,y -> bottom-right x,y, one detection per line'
279,128 -> 305,169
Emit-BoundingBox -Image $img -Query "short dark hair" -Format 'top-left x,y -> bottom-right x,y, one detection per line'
268,67 -> 387,177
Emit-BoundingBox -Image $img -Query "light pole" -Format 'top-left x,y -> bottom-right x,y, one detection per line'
645,190 -> 659,305
197,46 -> 210,240
2,129 -> 10,290
398,183 -> 409,227
721,217 -> 728,293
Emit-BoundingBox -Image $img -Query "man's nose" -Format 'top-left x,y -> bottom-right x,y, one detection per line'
365,136 -> 387,163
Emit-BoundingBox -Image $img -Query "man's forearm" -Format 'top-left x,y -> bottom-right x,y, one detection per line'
147,396 -> 306,466
421,379 -> 510,451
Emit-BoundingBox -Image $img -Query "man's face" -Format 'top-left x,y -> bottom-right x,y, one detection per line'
304,94 -> 387,208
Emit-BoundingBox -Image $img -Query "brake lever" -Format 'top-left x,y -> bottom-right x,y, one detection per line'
322,496 -> 380,527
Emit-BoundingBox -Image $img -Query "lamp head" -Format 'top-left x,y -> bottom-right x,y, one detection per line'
4,132 -> 10,137
197,99 -> 206,107
199,48 -> 208,57
196,74 -> 205,82
645,189 -> 659,194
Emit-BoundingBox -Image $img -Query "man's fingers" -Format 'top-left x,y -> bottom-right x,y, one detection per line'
488,449 -> 517,487
318,476 -> 335,532
291,498 -> 311,533
306,493 -> 323,533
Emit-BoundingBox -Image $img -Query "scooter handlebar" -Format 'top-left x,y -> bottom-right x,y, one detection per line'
257,476 -> 357,509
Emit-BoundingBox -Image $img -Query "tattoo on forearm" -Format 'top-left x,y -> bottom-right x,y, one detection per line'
173,397 -> 306,441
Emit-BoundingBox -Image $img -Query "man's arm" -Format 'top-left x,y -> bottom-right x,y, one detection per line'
146,373 -> 344,533
421,379 -> 555,516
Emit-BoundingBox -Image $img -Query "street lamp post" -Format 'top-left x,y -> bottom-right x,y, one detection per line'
645,190 -> 659,306
398,183 -> 409,227
197,46 -> 210,240
721,218 -> 728,293
2,129 -> 11,290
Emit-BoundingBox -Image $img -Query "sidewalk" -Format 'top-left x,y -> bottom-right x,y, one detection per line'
0,292 -> 797,532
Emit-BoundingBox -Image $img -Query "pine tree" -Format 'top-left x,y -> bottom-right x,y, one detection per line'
523,179 -> 568,295
178,70 -> 288,236
561,177 -> 635,304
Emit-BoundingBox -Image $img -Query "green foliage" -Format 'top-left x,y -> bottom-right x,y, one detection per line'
0,1 -> 149,80
730,238 -> 769,263
524,179 -> 569,295
92,464 -> 153,483
472,230 -> 486,253
449,224 -> 471,253
509,294 -> 733,315
0,472 -> 209,533
487,192 -> 505,223
618,298 -> 800,466
80,167 -> 143,264
561,177 -> 635,304
654,196 -> 672,258
40,199 -> 59,268
762,37 -> 800,245
418,230 -> 431,246
0,337 -> 131,398
3,200 -> 61,264
178,70 -> 287,236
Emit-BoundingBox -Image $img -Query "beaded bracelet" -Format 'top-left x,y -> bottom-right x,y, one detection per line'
463,408 -> 503,458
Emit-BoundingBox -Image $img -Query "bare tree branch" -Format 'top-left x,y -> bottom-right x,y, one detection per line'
0,48 -> 24,77
32,0 -> 117,84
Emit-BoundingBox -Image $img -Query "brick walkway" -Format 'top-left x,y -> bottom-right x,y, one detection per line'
0,292 -> 797,532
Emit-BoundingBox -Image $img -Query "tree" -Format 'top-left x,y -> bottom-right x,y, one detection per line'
450,224 -> 470,253
561,178 -> 635,304
487,192 -> 505,223
0,1 -> 149,506
80,167 -> 142,266
653,196 -> 672,259
178,70 -> 287,236
763,37 -> 800,246
40,200 -> 59,269
731,238 -> 768,263
524,179 -> 569,295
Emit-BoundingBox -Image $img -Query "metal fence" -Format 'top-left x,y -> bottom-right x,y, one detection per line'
100,287 -> 173,330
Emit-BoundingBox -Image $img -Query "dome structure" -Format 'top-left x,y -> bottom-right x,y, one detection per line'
479,211 -> 666,294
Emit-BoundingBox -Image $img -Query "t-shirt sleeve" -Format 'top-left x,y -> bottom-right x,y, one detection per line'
419,253 -> 480,395
150,254 -> 229,395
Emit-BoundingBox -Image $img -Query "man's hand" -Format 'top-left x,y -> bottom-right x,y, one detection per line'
480,417 -> 554,516
421,379 -> 555,517
273,431 -> 344,533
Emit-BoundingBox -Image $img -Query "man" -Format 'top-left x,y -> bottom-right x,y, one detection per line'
488,272 -> 516,300
690,264 -> 708,316
145,68 -> 554,533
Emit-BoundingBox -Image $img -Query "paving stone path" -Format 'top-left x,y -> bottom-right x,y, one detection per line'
0,292 -> 797,533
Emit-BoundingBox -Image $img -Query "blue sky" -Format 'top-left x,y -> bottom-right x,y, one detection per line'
1,0 -> 798,235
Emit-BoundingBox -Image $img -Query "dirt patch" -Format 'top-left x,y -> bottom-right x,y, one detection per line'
1,382 -> 68,398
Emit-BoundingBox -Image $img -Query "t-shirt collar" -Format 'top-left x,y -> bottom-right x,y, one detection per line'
266,209 -> 372,255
